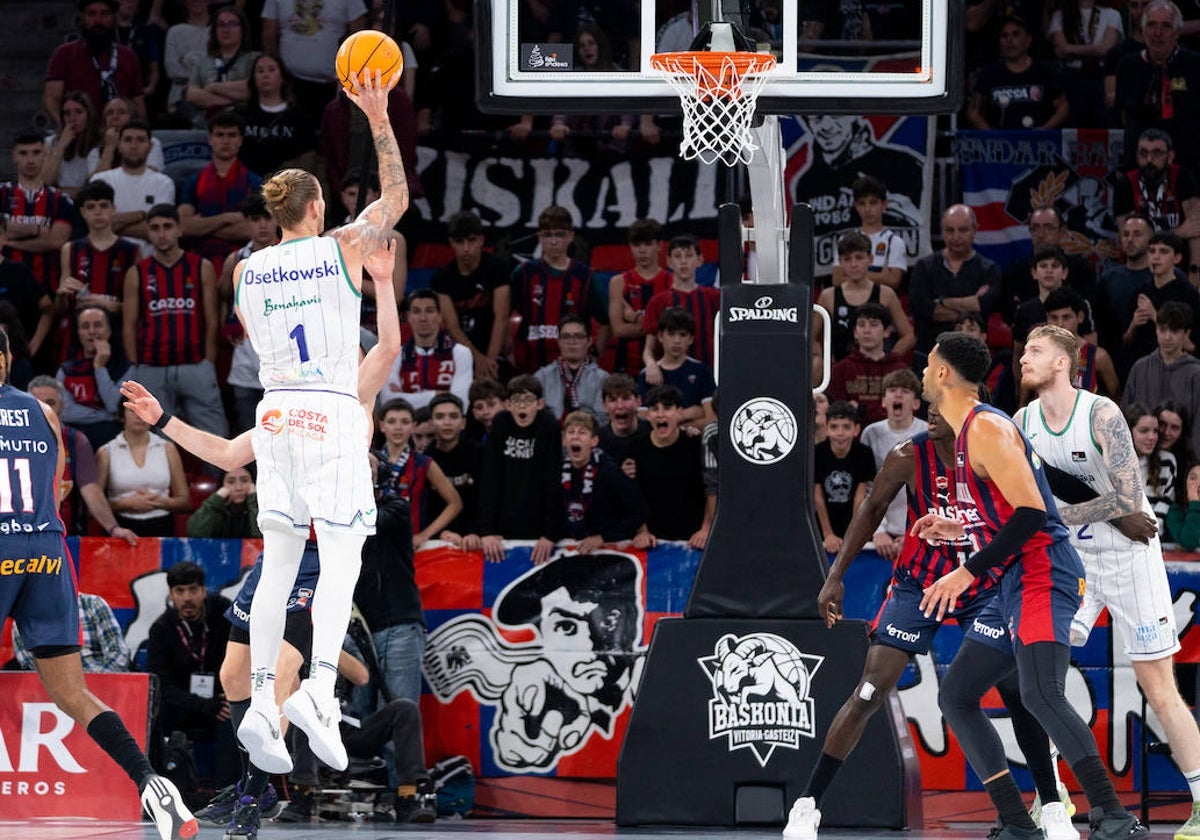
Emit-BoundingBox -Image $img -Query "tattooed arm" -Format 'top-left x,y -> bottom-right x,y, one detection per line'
329,71 -> 410,267
1056,398 -> 1147,526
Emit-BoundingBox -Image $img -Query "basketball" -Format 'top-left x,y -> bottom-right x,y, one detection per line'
335,30 -> 403,91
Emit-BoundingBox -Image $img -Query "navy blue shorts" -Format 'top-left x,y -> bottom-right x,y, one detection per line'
0,533 -> 80,652
225,543 -> 321,633
871,567 -> 1010,654
987,540 -> 1085,649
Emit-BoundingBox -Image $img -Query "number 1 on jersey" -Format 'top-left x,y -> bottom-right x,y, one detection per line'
289,323 -> 310,363
0,458 -> 35,514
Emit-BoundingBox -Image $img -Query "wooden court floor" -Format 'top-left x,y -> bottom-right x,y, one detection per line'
0,810 -> 1186,840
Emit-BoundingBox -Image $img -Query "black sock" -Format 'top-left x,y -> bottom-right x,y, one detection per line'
229,699 -> 250,780
803,753 -> 843,807
87,711 -> 154,790
985,774 -> 1037,830
244,765 -> 270,798
1072,755 -> 1123,814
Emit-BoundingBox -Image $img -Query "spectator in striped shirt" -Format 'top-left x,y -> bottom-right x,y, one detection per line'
121,203 -> 227,438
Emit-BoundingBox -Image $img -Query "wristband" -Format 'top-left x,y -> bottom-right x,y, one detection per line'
153,410 -> 173,431
106,523 -> 118,536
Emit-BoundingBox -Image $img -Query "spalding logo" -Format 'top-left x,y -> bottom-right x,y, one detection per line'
729,397 -> 797,465
260,409 -> 284,434
727,295 -> 799,323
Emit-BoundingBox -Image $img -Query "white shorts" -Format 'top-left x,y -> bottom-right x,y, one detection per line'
251,389 -> 376,536
1071,536 -> 1179,661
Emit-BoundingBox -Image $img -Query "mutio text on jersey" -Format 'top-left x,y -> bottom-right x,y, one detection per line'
242,261 -> 340,285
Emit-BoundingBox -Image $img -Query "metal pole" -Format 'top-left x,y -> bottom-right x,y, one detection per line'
745,115 -> 787,284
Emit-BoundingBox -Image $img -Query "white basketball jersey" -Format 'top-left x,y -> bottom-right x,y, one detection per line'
1022,389 -> 1153,552
236,236 -> 361,393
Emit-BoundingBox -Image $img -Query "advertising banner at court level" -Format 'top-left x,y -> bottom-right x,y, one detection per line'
4,539 -> 1200,818
0,672 -> 151,820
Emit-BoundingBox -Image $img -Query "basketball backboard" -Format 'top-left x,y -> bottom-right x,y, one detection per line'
476,0 -> 962,116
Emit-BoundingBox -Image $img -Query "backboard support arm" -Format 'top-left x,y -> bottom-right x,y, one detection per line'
745,116 -> 788,285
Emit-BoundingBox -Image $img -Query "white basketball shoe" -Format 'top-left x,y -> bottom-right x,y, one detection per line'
782,796 -> 821,840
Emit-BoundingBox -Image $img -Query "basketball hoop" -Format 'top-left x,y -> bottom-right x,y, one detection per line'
651,50 -> 776,167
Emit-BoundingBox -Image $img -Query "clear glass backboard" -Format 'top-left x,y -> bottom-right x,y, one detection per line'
475,0 -> 962,116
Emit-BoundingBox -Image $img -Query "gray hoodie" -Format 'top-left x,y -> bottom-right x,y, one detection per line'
1122,350 -> 1200,455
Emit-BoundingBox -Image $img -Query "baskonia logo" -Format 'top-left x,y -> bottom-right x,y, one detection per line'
698,632 -> 824,766
730,397 -> 797,465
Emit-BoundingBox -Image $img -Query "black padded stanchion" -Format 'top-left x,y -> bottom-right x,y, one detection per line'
616,204 -> 921,828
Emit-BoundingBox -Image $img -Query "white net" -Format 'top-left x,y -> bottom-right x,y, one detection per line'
652,52 -> 776,167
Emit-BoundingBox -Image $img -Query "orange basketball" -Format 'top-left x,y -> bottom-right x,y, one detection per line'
335,30 -> 403,91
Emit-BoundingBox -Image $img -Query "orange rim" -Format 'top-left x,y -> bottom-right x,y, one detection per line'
650,50 -> 777,75
651,51 -> 776,99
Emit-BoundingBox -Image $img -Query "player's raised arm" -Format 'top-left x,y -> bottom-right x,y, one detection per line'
358,239 -> 402,407
120,380 -> 253,470
330,70 -> 408,262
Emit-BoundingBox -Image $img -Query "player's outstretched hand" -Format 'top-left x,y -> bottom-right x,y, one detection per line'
910,512 -> 965,544
119,381 -> 164,426
919,566 -> 974,620
817,578 -> 844,628
364,237 -> 396,281
344,68 -> 400,123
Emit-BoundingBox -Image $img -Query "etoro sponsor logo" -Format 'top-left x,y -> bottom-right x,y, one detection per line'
699,632 -> 824,766
885,623 -> 920,643
971,619 -> 1005,640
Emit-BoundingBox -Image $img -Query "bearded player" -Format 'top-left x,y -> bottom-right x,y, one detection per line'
227,68 -> 409,775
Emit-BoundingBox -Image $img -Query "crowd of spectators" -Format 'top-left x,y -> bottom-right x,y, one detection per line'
9,0 -> 1200,819
1,0 -> 1199,551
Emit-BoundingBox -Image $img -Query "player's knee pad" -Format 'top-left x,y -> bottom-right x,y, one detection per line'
938,671 -> 985,723
1016,674 -> 1062,722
